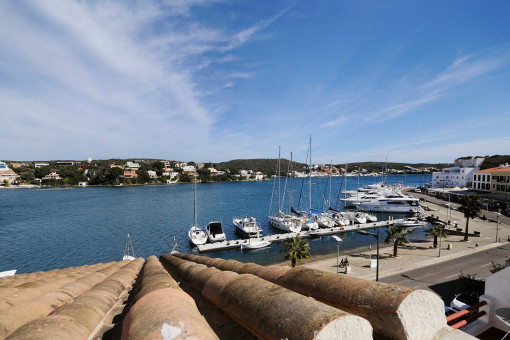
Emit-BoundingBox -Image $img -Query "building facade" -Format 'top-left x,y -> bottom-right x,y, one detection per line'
473,163 -> 510,194
432,157 -> 484,188
0,161 -> 18,184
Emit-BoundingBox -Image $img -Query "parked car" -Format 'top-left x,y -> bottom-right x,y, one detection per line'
450,293 -> 470,311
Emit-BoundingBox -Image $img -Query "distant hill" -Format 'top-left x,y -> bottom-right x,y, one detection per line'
215,159 -> 447,174
479,155 -> 510,170
342,161 -> 448,173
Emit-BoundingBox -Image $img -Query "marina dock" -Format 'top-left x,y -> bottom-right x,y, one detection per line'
196,218 -> 404,252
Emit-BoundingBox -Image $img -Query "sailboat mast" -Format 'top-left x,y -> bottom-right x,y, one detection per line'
278,146 -> 281,212
344,163 -> 347,200
290,152 -> 293,211
193,174 -> 198,226
309,135 -> 312,212
329,160 -> 332,208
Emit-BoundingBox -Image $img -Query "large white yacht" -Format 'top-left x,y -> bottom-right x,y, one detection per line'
353,192 -> 422,213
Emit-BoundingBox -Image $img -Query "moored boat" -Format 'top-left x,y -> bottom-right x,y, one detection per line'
122,233 -> 136,261
205,221 -> 227,242
269,213 -> 302,233
241,232 -> 271,250
393,217 -> 426,228
188,175 -> 208,246
233,216 -> 263,237
189,225 -> 207,245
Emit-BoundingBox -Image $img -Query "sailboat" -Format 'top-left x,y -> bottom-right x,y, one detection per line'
268,147 -> 301,233
122,233 -> 136,261
292,136 -> 321,233
188,175 -> 208,246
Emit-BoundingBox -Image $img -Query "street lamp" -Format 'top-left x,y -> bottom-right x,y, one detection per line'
331,235 -> 343,274
357,229 -> 380,281
438,223 -> 445,257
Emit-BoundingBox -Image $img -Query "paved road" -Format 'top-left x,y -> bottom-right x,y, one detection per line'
381,242 -> 510,305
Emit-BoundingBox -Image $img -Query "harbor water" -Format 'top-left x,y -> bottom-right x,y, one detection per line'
0,174 -> 431,274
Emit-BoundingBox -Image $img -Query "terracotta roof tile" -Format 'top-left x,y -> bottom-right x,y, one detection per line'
475,166 -> 510,173
0,253 -> 478,340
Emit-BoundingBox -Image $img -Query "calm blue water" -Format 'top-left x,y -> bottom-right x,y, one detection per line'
0,174 -> 431,274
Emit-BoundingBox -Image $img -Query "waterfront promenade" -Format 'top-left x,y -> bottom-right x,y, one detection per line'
303,196 -> 510,280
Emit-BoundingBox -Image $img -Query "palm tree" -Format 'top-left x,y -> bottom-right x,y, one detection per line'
426,223 -> 448,248
281,236 -> 311,268
458,194 -> 483,241
384,225 -> 410,257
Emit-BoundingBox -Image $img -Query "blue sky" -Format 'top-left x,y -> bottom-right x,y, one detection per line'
1,1 -> 510,164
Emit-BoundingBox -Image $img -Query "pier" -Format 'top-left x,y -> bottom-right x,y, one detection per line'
196,218 -> 405,252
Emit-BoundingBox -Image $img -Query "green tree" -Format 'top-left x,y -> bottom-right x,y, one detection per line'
153,161 -> 164,176
136,170 -> 151,184
384,225 -> 410,257
178,173 -> 192,183
281,236 -> 310,268
34,166 -> 51,179
458,272 -> 485,305
458,194 -> 483,241
425,224 -> 448,248
106,167 -> 123,184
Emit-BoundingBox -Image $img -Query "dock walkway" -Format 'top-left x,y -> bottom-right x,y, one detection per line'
197,218 -> 401,252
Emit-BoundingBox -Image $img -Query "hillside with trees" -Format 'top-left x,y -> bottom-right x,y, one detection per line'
5,155 -> 508,187
478,155 -> 510,170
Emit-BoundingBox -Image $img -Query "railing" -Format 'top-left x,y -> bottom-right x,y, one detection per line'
446,300 -> 487,329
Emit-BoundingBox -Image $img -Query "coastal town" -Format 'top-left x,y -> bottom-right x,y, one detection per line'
2,2 -> 510,339
2,155 -> 510,339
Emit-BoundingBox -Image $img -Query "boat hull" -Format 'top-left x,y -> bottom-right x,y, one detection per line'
241,239 -> 271,250
188,226 -> 208,245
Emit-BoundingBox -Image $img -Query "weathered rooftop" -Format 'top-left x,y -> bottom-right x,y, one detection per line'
0,254 -> 476,340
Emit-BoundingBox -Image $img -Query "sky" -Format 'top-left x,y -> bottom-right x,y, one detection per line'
1,1 -> 510,165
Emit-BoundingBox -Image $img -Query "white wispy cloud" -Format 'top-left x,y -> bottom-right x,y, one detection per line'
224,2 -> 296,51
0,1 -> 289,160
322,49 -> 510,127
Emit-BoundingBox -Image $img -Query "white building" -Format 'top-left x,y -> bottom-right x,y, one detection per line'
182,165 -> 196,174
147,170 -> 158,179
125,162 -> 140,169
208,168 -> 225,176
34,163 -> 50,168
431,157 -> 484,188
43,172 -> 61,180
0,162 -> 18,184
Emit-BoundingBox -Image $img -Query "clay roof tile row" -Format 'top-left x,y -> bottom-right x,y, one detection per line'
0,253 -> 477,340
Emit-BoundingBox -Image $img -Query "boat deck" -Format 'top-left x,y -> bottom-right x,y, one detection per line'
196,218 -> 407,252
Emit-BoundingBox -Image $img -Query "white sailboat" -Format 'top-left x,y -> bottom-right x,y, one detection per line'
188,175 -> 207,246
292,136 -> 320,233
268,147 -> 302,233
122,233 -> 136,261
